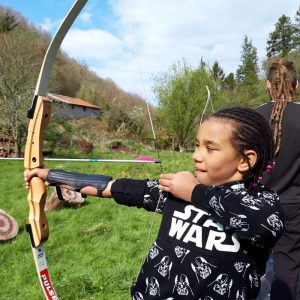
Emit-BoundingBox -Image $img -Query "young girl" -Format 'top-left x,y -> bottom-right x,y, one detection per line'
255,59 -> 300,300
25,106 -> 284,299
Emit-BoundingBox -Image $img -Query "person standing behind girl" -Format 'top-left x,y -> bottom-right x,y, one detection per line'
25,107 -> 284,299
255,59 -> 300,300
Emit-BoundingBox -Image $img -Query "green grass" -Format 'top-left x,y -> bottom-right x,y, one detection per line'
0,150 -> 193,300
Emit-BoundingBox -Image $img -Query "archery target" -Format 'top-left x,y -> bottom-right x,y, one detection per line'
0,209 -> 19,241
61,188 -> 84,203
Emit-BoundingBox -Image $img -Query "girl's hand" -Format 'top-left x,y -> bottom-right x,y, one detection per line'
24,168 -> 50,188
158,171 -> 199,202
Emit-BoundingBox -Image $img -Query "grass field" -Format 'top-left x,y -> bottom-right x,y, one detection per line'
0,150 -> 193,299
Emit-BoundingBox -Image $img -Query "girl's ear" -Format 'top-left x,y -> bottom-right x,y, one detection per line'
238,150 -> 257,172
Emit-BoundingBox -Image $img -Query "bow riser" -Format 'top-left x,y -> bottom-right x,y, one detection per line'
26,177 -> 48,247
25,96 -> 51,168
25,96 -> 51,247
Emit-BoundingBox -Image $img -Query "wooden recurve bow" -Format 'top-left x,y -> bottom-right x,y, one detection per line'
24,1 -> 87,299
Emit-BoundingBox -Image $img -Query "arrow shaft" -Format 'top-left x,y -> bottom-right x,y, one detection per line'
2,157 -> 161,163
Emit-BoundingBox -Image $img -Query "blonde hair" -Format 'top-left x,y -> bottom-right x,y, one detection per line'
267,59 -> 297,155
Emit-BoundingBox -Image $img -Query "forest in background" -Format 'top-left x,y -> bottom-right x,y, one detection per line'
1,4 -> 300,157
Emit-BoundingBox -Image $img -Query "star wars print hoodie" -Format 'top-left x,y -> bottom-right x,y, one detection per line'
110,179 -> 285,300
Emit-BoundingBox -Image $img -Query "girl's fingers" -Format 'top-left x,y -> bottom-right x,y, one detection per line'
158,178 -> 169,185
159,173 -> 175,180
158,184 -> 170,192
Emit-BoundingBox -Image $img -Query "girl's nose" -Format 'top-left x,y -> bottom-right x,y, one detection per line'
193,148 -> 202,162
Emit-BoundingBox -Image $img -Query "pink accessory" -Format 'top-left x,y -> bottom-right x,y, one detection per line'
251,160 -> 276,188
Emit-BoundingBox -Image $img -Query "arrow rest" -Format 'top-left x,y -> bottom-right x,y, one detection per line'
27,95 -> 39,119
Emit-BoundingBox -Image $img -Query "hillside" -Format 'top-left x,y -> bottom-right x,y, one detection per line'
0,5 -> 157,157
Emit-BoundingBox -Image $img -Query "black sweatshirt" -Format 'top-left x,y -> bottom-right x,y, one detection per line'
111,179 -> 284,299
256,102 -> 300,203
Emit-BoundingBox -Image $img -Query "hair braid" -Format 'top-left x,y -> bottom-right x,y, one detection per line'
268,59 -> 297,154
207,106 -> 274,184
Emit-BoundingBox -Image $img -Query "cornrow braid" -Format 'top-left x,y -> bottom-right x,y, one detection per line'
207,106 -> 274,184
268,59 -> 298,155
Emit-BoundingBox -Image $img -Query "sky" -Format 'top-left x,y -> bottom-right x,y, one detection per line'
1,0 -> 299,104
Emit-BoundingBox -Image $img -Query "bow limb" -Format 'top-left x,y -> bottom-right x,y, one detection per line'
200,85 -> 213,124
24,1 -> 87,299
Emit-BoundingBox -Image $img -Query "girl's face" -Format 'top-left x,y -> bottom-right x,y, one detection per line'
193,118 -> 244,186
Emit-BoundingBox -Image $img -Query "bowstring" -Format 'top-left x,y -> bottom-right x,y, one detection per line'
123,7 -> 164,273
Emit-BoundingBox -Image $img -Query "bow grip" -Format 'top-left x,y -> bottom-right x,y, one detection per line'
26,177 -> 49,247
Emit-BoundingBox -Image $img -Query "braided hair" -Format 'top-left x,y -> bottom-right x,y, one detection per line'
268,59 -> 298,155
207,106 -> 274,184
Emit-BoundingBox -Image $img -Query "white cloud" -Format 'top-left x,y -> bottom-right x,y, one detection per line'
60,0 -> 299,104
39,17 -> 60,32
62,28 -> 126,61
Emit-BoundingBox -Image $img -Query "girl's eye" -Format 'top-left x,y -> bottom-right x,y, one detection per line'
207,146 -> 215,152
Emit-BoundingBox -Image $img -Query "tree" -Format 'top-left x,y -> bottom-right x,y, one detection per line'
210,61 -> 225,89
236,36 -> 259,87
223,73 -> 236,91
76,74 -> 106,104
294,6 -> 300,52
0,10 -> 18,32
153,58 -> 213,151
0,31 -> 39,156
266,15 -> 297,58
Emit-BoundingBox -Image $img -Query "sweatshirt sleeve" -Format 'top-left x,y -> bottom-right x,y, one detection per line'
191,184 -> 285,245
111,178 -> 167,213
